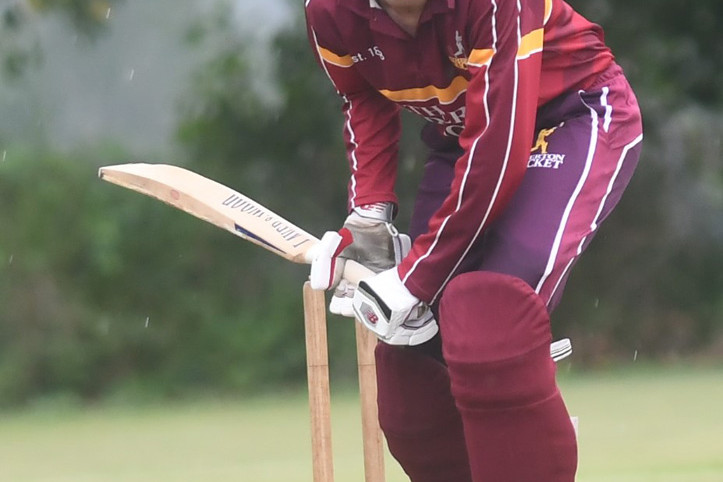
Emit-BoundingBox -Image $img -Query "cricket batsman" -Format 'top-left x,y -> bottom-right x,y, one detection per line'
305,0 -> 643,480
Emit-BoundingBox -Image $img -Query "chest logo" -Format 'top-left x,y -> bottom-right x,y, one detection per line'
528,126 -> 566,169
449,30 -> 469,70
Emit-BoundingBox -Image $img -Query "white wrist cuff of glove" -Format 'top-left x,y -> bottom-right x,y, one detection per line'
347,202 -> 395,226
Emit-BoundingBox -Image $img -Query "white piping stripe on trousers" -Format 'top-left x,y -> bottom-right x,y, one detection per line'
590,133 -> 643,233
534,93 -> 600,297
601,87 -> 613,133
545,133 -> 644,305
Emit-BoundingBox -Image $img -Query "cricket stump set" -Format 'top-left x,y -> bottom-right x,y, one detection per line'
99,163 -> 574,481
303,283 -> 386,481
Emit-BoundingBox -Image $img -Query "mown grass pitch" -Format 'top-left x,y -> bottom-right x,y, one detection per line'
1,365 -> 721,481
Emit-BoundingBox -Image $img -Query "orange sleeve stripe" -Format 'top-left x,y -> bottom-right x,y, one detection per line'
517,28 -> 544,60
468,48 -> 496,68
318,46 -> 354,68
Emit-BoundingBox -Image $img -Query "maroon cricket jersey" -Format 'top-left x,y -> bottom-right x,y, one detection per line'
305,0 -> 615,302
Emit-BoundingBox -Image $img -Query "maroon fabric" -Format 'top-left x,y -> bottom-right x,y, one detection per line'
439,272 -> 577,481
375,74 -> 641,478
408,72 -> 642,310
440,272 -> 551,361
375,343 -> 472,482
306,0 -> 619,302
307,1 -> 639,479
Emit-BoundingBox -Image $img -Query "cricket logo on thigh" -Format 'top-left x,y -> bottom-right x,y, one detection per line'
529,125 -> 566,169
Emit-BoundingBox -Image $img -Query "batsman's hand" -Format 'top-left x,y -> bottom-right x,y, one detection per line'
308,229 -> 354,292
308,202 -> 409,317
352,268 -> 439,346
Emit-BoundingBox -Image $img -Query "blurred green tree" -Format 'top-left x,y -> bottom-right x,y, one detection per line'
0,0 -> 124,80
1,0 -> 721,408
555,0 -> 723,362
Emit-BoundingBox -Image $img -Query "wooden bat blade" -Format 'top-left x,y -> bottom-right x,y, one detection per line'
99,163 -> 317,263
98,163 -> 373,284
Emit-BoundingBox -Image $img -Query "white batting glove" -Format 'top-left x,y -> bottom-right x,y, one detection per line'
308,202 -> 409,317
308,229 -> 354,291
328,279 -> 356,317
353,268 -> 439,346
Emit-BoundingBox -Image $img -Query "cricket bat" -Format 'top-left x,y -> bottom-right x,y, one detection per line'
98,163 -> 373,283
99,162 -> 574,480
99,162 -> 387,481
98,163 -> 575,362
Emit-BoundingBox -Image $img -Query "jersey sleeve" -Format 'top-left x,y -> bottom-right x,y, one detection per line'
305,4 -> 401,212
398,0 -> 545,303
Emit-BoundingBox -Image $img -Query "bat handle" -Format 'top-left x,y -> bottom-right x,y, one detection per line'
341,259 -> 375,286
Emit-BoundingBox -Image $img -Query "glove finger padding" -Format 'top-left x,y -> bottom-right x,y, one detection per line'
308,229 -> 354,290
384,304 -> 439,346
329,279 -> 356,317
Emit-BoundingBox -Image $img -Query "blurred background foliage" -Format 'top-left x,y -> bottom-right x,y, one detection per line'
0,0 -> 721,408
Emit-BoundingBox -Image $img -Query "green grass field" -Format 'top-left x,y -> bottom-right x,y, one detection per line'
2,365 -> 721,481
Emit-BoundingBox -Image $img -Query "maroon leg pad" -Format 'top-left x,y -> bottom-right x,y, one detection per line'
439,272 -> 578,482
376,343 -> 472,482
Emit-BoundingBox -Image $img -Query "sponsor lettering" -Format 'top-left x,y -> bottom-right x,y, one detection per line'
271,220 -> 307,244
223,194 -> 312,248
222,194 -> 266,218
527,153 -> 565,169
352,45 -> 385,63
406,104 -> 466,137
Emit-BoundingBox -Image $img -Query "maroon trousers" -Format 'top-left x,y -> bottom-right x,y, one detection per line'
377,69 -> 643,481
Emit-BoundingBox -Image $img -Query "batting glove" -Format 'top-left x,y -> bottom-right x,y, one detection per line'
308,202 -> 409,317
308,229 -> 354,291
353,268 -> 439,346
